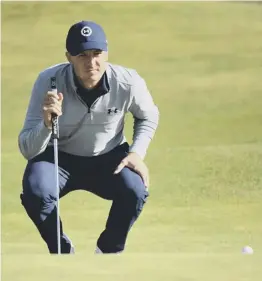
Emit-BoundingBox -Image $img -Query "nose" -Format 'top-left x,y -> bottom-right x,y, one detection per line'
84,56 -> 96,67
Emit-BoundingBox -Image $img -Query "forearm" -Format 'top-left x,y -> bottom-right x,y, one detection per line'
129,113 -> 159,159
18,120 -> 52,160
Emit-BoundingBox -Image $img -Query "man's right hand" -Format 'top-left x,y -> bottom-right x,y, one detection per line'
43,91 -> 64,129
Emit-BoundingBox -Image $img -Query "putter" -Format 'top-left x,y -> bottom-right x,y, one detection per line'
50,77 -> 61,254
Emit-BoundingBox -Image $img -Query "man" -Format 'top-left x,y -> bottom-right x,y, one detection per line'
18,20 -> 159,254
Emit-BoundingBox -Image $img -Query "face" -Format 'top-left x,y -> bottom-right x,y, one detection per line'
66,49 -> 108,87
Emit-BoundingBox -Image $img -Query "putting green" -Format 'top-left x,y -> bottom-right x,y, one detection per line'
2,1 -> 262,280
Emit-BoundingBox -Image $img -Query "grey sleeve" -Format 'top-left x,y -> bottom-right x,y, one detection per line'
128,73 -> 159,159
18,73 -> 52,160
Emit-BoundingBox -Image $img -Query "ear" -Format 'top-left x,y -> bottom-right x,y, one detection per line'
65,52 -> 71,63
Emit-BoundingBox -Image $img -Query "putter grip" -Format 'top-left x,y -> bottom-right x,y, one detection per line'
51,114 -> 59,139
50,77 -> 59,139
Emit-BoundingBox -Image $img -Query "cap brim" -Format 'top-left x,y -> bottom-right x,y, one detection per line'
70,41 -> 108,56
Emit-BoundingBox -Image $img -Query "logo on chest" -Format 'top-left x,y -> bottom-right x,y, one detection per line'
107,107 -> 119,115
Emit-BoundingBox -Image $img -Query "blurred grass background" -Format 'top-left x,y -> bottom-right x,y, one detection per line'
1,1 -> 262,281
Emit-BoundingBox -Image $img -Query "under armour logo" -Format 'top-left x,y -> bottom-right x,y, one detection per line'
108,108 -> 119,115
81,26 -> 92,37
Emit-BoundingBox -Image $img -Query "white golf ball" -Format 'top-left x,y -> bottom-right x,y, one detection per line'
242,246 -> 254,255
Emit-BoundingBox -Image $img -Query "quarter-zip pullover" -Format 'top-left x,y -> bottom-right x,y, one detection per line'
18,63 -> 159,160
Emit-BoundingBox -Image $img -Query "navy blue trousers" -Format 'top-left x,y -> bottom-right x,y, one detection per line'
20,142 -> 148,254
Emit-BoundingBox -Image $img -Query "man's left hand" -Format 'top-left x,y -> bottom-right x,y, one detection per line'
114,152 -> 149,188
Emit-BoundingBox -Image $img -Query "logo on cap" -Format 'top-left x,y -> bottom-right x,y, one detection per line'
81,26 -> 92,37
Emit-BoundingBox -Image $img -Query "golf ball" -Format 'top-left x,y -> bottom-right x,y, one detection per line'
242,246 -> 254,254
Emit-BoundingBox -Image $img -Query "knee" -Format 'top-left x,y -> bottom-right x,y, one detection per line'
22,162 -> 56,200
21,162 -> 57,224
21,162 -> 58,221
20,191 -> 41,218
118,168 -> 149,204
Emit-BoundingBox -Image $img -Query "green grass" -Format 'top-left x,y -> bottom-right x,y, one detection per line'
2,253 -> 261,281
1,1 -> 262,280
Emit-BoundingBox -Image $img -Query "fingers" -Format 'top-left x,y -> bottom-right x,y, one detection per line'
45,91 -> 59,99
114,156 -> 150,189
43,92 -> 63,128
44,92 -> 63,110
44,92 -> 63,104
136,169 -> 149,188
57,92 -> 63,101
114,158 -> 128,174
144,173 -> 150,188
43,104 -> 62,116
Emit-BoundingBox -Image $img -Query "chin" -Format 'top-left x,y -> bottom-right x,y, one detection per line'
81,72 -> 95,79
89,74 -> 99,81
91,72 -> 102,80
